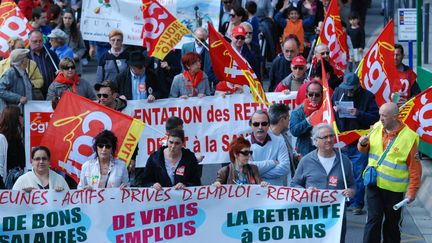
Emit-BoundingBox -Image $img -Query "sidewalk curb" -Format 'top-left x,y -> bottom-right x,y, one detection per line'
409,159 -> 432,243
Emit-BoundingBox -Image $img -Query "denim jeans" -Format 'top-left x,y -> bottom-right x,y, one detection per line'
342,143 -> 368,208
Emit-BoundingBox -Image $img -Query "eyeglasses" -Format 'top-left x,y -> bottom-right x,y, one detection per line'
33,157 -> 48,161
318,134 -> 335,140
97,93 -> 110,98
97,144 -> 112,149
62,65 -> 75,70
320,51 -> 330,56
238,150 -> 253,156
284,49 -> 296,53
235,36 -> 245,40
292,66 -> 305,70
307,92 -> 322,98
251,121 -> 269,127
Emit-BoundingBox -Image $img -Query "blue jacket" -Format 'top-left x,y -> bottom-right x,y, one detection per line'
268,54 -> 292,91
51,44 -> 74,60
289,103 -> 316,157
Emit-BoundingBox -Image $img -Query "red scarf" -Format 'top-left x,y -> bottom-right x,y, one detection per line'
183,70 -> 203,96
54,72 -> 79,93
303,99 -> 323,117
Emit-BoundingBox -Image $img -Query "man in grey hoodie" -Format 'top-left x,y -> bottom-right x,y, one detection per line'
292,123 -> 355,243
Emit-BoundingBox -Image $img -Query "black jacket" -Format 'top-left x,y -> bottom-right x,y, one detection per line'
115,67 -> 160,100
134,147 -> 202,187
331,87 -> 379,132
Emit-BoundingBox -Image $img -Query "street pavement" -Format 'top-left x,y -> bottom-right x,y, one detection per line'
81,0 -> 431,242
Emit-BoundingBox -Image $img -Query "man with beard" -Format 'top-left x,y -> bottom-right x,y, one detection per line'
247,110 -> 291,186
268,35 -> 300,91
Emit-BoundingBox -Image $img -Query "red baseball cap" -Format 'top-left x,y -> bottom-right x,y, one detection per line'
232,25 -> 246,37
291,56 -> 307,66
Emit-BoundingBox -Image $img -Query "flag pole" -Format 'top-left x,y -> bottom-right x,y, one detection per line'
319,53 -> 349,196
191,33 -> 209,51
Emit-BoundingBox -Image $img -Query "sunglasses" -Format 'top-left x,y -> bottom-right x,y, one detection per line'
97,93 -> 110,98
251,121 -> 269,127
62,65 -> 75,70
307,92 -> 322,98
230,14 -> 236,17
318,134 -> 335,140
97,144 -> 112,149
292,66 -> 305,70
320,51 -> 330,56
33,157 -> 48,161
235,36 -> 245,40
238,150 -> 253,156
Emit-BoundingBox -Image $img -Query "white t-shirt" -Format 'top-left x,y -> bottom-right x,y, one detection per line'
317,154 -> 336,175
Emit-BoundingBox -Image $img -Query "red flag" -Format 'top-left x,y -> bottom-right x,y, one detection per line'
208,23 -> 269,105
357,19 -> 397,107
40,92 -> 145,182
0,0 -> 32,58
335,129 -> 371,148
141,0 -> 190,60
310,58 -> 336,125
317,0 -> 349,76
399,87 -> 432,143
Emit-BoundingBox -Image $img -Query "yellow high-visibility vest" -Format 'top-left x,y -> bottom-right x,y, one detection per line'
367,123 -> 419,192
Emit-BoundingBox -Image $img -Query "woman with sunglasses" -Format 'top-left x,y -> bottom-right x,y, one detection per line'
213,137 -> 268,187
275,56 -> 308,94
135,129 -> 201,190
46,57 -> 96,102
78,130 -> 129,189
13,146 -> 69,192
221,5 -> 247,40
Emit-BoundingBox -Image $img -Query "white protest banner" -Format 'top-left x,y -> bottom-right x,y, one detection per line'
0,185 -> 344,242
80,0 -> 220,46
25,93 -> 297,168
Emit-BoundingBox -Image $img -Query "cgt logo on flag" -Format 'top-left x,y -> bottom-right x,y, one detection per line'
0,0 -> 32,58
41,92 -> 144,182
357,19 -> 396,107
399,87 -> 432,143
319,0 -> 348,75
141,0 -> 190,60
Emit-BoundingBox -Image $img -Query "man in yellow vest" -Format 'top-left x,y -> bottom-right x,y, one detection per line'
358,102 -> 422,243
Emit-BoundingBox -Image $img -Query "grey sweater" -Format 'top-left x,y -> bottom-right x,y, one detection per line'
291,149 -> 355,190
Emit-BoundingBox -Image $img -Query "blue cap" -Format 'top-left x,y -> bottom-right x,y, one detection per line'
340,72 -> 360,89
